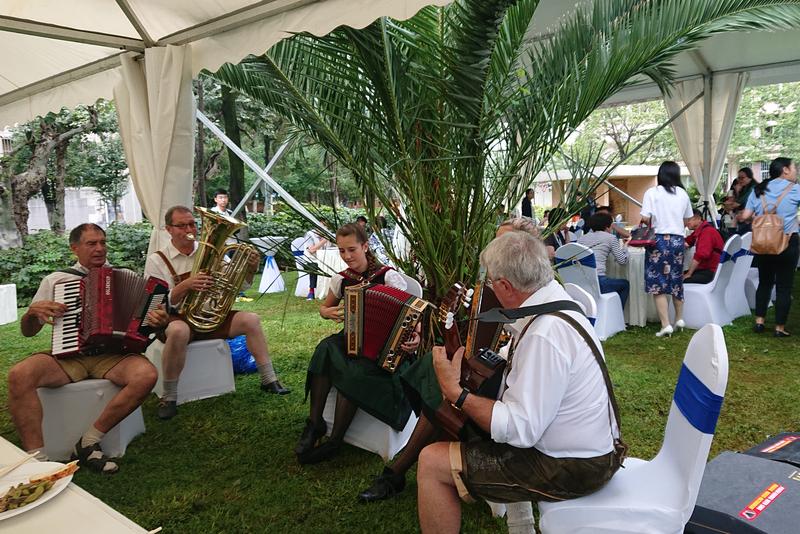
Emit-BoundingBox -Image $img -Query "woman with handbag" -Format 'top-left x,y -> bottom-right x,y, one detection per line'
738,157 -> 800,337
640,161 -> 693,337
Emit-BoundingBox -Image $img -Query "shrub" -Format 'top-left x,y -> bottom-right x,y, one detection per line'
246,203 -> 367,239
0,221 -> 153,307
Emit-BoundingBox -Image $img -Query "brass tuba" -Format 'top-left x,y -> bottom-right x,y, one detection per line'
180,207 -> 260,333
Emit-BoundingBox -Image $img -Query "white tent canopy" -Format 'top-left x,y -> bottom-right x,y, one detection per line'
0,0 -> 450,127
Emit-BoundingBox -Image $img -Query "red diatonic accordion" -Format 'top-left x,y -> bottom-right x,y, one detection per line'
52,268 -> 169,358
344,282 -> 429,373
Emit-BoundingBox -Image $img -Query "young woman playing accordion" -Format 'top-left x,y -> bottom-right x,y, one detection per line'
296,223 -> 421,464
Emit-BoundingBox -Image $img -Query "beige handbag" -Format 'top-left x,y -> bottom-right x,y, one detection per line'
750,183 -> 794,255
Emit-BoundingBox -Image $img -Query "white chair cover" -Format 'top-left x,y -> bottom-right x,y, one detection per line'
397,272 -> 423,298
563,283 -> 597,326
291,236 -> 311,297
679,235 -> 740,329
726,232 -> 752,319
555,243 -> 625,341
538,324 -> 729,534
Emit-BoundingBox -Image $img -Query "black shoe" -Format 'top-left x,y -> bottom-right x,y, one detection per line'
774,330 -> 791,338
157,399 -> 177,420
753,323 -> 765,333
261,380 -> 291,395
295,419 -> 327,456
298,440 -> 341,465
72,438 -> 119,474
358,467 -> 406,502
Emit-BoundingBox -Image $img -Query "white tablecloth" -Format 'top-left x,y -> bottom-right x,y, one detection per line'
315,248 -> 348,300
250,236 -> 287,293
0,437 -> 146,533
606,245 -> 694,327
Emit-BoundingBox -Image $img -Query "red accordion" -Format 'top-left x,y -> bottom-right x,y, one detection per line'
343,282 -> 429,373
52,268 -> 169,358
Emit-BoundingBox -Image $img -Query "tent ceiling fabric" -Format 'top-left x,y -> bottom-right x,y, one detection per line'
0,0 -> 451,127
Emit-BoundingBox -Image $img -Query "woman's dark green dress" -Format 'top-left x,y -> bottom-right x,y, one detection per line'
305,268 -> 413,431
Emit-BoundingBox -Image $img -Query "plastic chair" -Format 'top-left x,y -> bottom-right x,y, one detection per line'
291,236 -> 311,297
680,235 -> 740,329
726,232 -> 752,319
563,283 -> 597,327
396,272 -> 423,298
538,324 -> 729,534
555,243 -> 625,341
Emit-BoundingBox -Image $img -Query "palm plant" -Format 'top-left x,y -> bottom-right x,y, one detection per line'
214,0 -> 800,300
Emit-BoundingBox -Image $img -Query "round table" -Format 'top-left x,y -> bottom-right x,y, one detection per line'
606,245 -> 694,327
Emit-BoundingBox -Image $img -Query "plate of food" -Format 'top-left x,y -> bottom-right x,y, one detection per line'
0,460 -> 78,521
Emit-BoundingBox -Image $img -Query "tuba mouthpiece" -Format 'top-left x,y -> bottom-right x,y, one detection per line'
186,233 -> 196,241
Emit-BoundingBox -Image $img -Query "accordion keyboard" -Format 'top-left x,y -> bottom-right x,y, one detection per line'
52,280 -> 82,357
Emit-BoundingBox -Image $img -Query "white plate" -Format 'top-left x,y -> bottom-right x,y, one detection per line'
0,461 -> 73,521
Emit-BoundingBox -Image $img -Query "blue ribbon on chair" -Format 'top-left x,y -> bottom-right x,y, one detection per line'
719,251 -> 732,264
292,250 -> 304,257
588,317 -> 596,326
555,254 -> 596,269
265,255 -> 275,268
732,249 -> 748,262
673,364 -> 724,434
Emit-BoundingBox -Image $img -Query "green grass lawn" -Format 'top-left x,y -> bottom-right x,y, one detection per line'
1,271 -> 799,533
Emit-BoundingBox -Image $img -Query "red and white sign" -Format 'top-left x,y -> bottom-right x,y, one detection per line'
739,483 -> 785,521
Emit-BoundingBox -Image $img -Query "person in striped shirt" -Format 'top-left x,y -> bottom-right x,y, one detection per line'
577,212 -> 630,308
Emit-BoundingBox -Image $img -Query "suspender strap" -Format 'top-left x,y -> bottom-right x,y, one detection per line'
550,311 -> 624,446
57,268 -> 87,277
156,251 -> 181,287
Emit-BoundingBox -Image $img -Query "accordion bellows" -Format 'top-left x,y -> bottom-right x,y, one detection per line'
344,283 -> 428,373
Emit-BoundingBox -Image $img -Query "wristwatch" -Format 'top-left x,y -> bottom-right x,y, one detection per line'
453,388 -> 470,410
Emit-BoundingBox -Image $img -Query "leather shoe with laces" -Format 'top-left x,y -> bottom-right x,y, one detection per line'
297,439 -> 341,465
261,380 -> 291,395
157,399 -> 177,420
358,467 -> 406,502
295,419 -> 327,456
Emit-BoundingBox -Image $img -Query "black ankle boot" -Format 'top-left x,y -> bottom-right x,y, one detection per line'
298,439 -> 342,465
295,419 -> 326,456
357,467 -> 406,502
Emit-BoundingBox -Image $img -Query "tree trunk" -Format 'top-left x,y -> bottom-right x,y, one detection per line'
11,140 -> 53,237
194,79 -> 207,207
0,167 -> 20,248
50,143 -> 68,234
326,151 -> 339,207
221,85 -> 244,218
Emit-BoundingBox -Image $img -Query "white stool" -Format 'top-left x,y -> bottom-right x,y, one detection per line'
322,388 -> 418,462
146,339 -> 235,404
0,283 -> 17,325
38,379 -> 145,461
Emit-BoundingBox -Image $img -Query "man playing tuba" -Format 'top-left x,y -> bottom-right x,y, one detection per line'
144,206 -> 290,420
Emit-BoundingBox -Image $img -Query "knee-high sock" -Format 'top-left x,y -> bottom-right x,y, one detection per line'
329,393 -> 358,443
308,374 -> 331,426
387,414 -> 437,476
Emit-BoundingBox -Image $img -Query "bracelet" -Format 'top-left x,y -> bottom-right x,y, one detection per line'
453,388 -> 470,410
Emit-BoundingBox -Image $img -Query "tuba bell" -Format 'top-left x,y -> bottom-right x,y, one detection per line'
180,207 -> 260,333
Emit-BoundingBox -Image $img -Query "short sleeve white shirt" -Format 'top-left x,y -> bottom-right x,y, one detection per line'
640,185 -> 692,235
327,269 -> 407,300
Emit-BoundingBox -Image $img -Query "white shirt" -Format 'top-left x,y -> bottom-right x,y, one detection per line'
31,262 -> 103,303
640,185 -> 692,235
327,269 -> 407,300
144,241 -> 198,290
210,206 -> 233,216
490,280 -> 616,458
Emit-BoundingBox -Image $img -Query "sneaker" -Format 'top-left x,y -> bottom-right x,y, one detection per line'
72,438 -> 119,474
158,399 -> 178,420
306,292 -> 315,301
358,467 -> 406,502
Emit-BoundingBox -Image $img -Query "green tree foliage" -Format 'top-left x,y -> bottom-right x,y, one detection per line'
729,81 -> 800,164
214,0 -> 800,298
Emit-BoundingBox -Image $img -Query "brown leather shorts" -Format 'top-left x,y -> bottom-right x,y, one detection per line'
453,439 -> 620,504
163,310 -> 239,341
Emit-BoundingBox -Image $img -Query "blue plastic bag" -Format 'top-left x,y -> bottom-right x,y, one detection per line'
227,335 -> 257,374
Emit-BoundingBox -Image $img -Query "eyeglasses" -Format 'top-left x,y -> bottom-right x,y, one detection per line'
485,277 -> 500,289
168,222 -> 197,229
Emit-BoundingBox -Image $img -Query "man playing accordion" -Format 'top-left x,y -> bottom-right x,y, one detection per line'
144,205 -> 289,421
8,223 -> 169,474
416,231 -> 624,533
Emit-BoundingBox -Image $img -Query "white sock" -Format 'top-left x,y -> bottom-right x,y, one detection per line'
27,448 -> 49,462
163,379 -> 179,402
257,362 -> 278,385
81,426 -> 106,448
506,502 -> 535,534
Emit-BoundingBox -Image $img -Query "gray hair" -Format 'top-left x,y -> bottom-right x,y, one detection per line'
499,217 -> 539,237
480,231 -> 553,293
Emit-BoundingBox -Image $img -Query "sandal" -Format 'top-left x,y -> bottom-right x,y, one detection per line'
72,438 -> 119,474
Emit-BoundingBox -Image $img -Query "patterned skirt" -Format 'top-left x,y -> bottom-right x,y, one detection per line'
645,234 -> 685,300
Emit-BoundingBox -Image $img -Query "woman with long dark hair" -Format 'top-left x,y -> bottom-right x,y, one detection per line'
738,157 -> 800,336
640,161 -> 693,337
